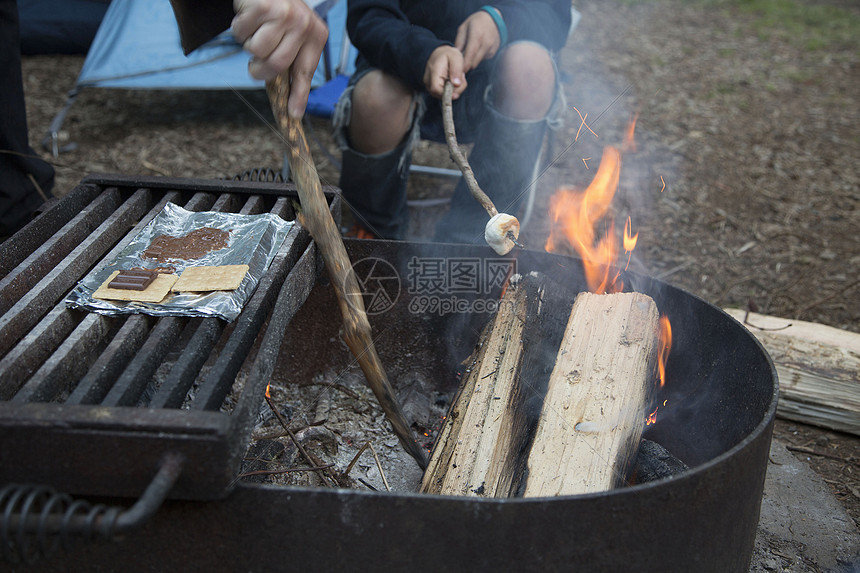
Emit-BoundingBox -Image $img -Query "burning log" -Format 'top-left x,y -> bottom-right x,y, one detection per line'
523,291 -> 659,496
421,272 -> 571,496
630,439 -> 689,484
423,283 -> 661,497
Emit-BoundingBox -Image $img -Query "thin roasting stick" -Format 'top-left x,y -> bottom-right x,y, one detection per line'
266,73 -> 428,470
442,81 -> 523,252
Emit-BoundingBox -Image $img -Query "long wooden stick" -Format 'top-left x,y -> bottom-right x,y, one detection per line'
442,82 -> 497,218
441,81 -> 523,250
266,74 -> 427,469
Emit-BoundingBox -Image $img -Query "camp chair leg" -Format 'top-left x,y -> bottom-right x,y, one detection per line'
41,87 -> 80,157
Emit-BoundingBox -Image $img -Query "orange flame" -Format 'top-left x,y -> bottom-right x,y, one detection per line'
265,383 -> 271,399
645,406 -> 658,426
623,216 -> 638,271
657,315 -> 672,388
623,113 -> 638,153
545,146 -> 624,293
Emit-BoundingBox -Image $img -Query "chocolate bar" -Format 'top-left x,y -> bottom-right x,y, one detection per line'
108,269 -> 158,291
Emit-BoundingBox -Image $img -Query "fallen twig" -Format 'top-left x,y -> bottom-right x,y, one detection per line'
344,441 -> 391,492
786,445 -> 860,466
264,391 -> 334,487
239,464 -> 335,478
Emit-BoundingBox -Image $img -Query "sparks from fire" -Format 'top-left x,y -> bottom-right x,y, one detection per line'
544,116 -> 673,426
572,106 -> 598,142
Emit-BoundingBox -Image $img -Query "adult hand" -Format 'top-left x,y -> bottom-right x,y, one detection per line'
423,45 -> 466,100
455,10 -> 501,73
231,0 -> 328,117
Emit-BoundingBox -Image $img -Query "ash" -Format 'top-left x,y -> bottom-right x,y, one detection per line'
241,367 -> 450,493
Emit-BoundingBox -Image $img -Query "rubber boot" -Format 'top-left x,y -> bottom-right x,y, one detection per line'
338,135 -> 412,240
434,108 -> 547,245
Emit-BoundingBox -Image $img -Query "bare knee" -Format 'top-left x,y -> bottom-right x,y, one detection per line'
348,70 -> 415,155
492,43 -> 556,121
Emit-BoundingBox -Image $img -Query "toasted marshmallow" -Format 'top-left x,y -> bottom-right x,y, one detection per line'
484,213 -> 520,255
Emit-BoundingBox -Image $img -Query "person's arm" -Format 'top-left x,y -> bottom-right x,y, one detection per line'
169,0 -> 327,117
347,0 -> 447,92
169,0 -> 236,54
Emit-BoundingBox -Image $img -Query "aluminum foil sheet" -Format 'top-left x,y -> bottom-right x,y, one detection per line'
65,202 -> 293,321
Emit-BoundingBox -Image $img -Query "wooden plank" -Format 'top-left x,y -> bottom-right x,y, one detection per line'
523,291 -> 659,497
725,308 -> 860,436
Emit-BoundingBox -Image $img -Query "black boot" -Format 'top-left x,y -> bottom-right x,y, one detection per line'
338,135 -> 412,240
434,108 -> 547,245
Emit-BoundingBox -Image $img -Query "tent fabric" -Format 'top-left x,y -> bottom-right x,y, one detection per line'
18,0 -> 110,55
75,0 -> 354,91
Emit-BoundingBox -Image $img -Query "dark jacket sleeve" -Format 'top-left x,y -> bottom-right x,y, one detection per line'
347,0 -> 572,92
493,0 -> 571,52
347,0 -> 448,92
169,0 -> 236,55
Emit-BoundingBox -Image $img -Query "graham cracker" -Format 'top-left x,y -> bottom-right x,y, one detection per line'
93,271 -> 178,303
171,264 -> 249,292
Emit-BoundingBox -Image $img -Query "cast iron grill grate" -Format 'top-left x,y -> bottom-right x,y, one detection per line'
0,174 -> 339,500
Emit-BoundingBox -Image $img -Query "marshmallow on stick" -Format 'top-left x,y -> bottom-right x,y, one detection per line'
442,81 -> 522,255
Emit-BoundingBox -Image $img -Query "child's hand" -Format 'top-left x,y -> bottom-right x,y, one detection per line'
455,10 -> 501,73
423,46 -> 467,99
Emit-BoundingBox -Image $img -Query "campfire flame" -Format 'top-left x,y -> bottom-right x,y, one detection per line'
546,117 -> 675,426
657,316 -> 672,389
645,406 -> 658,426
545,146 -> 624,293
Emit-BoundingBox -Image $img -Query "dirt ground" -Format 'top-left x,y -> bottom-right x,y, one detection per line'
19,0 -> 860,563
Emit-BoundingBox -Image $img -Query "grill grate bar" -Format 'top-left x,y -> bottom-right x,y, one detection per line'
0,307 -> 82,401
0,191 -> 182,399
182,192 -> 218,212
101,317 -> 190,407
148,318 -> 224,409
0,188 -> 122,317
239,195 -> 267,215
191,202 -> 304,411
66,315 -> 154,405
210,193 -> 239,213
0,183 -> 102,278
140,194 -> 294,411
10,313 -> 115,403
0,188 -> 151,358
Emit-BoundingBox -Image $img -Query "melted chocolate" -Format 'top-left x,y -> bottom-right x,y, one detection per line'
143,227 -> 230,262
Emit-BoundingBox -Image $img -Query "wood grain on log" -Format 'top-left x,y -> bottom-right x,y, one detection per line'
523,291 -> 659,497
421,272 -> 572,496
725,308 -> 860,436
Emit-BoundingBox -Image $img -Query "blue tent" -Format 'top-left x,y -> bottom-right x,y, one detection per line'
45,0 -> 355,154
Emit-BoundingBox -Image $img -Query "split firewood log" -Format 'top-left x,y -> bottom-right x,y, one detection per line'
421,272 -> 572,496
523,291 -> 660,497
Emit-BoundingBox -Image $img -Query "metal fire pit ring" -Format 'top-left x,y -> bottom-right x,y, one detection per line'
7,237 -> 777,573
